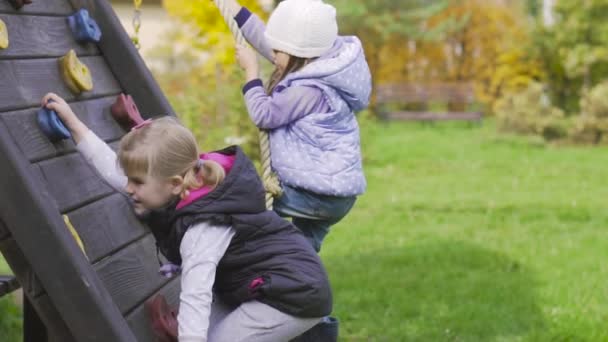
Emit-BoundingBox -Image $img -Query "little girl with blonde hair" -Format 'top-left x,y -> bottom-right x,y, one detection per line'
42,93 -> 332,342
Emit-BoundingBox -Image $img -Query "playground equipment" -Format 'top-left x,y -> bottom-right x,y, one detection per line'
0,19 -> 8,49
111,93 -> 145,130
37,103 -> 72,142
0,0 -> 178,340
59,49 -> 94,94
68,8 -> 102,43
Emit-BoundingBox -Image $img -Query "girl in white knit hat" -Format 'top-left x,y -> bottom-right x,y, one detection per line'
232,0 -> 371,250
230,0 -> 372,340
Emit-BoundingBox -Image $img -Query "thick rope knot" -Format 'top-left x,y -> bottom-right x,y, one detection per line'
264,174 -> 283,196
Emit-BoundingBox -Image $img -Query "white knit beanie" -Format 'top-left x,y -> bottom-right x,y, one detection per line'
264,0 -> 338,58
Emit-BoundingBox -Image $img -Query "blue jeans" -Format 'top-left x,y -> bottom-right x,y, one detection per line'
273,185 -> 356,252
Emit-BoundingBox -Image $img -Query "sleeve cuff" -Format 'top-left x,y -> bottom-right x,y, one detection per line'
242,79 -> 264,94
234,7 -> 252,28
178,336 -> 206,342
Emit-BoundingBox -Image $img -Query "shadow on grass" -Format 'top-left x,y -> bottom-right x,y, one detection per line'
327,240 -> 545,341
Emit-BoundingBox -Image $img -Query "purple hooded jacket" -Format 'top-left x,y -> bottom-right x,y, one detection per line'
236,8 -> 372,196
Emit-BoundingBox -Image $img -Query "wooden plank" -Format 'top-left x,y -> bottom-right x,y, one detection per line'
0,217 -> 9,240
1,96 -> 126,162
126,277 -> 181,342
0,121 -> 137,341
386,111 -> 483,122
0,0 -> 73,15
35,152 -> 115,213
66,193 -> 147,263
71,0 -> 176,118
94,234 -> 171,315
376,83 -> 476,103
0,56 -> 121,113
0,238 -> 44,298
28,293 -> 78,342
0,14 -> 99,59
24,296 -> 49,342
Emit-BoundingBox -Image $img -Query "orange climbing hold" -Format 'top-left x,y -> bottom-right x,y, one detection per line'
0,19 -> 8,49
59,49 -> 93,94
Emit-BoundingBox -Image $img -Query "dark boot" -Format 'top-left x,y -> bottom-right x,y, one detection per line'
291,316 -> 339,342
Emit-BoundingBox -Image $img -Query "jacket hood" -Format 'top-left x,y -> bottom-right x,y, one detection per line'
286,36 -> 372,112
177,146 -> 267,216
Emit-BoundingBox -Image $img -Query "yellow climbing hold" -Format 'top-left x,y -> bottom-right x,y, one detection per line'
63,215 -> 88,260
0,19 -> 8,49
59,49 -> 93,94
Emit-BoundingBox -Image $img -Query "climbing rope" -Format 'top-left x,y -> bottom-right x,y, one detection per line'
131,0 -> 143,49
211,0 -> 282,210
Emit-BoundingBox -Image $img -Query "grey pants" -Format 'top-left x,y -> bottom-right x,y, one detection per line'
208,299 -> 321,342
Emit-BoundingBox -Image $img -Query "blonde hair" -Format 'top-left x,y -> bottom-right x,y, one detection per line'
266,54 -> 311,94
118,117 -> 225,198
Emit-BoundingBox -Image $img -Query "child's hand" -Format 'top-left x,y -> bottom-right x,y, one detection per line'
41,93 -> 89,143
236,45 -> 259,81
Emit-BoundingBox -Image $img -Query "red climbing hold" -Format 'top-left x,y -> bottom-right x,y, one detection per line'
8,0 -> 32,10
110,93 -> 144,131
145,294 -> 178,342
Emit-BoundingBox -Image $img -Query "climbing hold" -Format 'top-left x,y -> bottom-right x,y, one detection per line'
67,8 -> 102,44
0,19 -> 8,49
8,0 -> 32,10
59,49 -> 93,94
111,93 -> 144,130
63,215 -> 88,260
37,102 -> 71,142
145,294 -> 178,342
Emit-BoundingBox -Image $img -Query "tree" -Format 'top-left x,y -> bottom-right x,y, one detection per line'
162,0 -> 268,70
530,0 -> 608,113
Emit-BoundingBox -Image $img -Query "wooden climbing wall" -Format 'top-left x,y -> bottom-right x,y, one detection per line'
0,1 -> 180,341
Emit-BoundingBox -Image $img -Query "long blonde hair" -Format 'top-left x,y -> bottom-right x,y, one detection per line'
118,117 -> 225,198
266,54 -> 311,94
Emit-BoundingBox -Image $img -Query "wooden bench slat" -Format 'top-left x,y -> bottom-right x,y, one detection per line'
94,234 -> 171,315
376,83 -> 476,103
66,193 -> 147,263
0,14 -> 99,59
0,1 -> 73,16
1,96 -> 126,162
375,83 -> 483,122
0,56 -> 121,113
386,111 -> 483,121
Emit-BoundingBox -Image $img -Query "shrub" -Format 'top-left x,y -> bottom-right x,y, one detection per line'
570,81 -> 608,144
495,82 -> 567,141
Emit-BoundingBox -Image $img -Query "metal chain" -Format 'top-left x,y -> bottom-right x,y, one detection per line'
131,0 -> 142,49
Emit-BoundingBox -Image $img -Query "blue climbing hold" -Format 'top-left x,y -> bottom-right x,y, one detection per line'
67,9 -> 102,44
37,103 -> 71,142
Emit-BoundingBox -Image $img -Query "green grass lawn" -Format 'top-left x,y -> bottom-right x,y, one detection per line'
1,119 -> 607,341
322,119 -> 608,341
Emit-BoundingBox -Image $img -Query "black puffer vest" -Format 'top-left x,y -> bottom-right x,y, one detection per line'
144,146 -> 332,317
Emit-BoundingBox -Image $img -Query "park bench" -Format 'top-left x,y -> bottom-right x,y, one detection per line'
375,82 -> 483,122
0,1 -> 179,341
